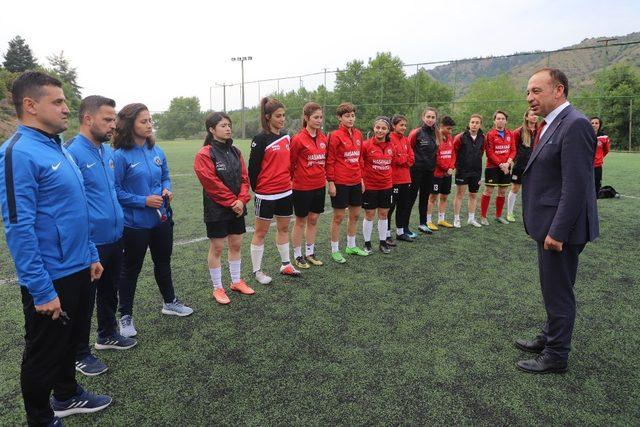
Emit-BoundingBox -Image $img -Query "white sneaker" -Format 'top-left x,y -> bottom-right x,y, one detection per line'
480,217 -> 490,226
254,270 -> 272,285
468,219 -> 482,228
119,315 -> 137,337
453,219 -> 461,228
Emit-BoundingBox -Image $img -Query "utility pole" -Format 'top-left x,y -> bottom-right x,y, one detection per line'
231,56 -> 252,139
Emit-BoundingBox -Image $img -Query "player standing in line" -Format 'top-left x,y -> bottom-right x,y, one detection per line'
194,112 -> 254,305
480,110 -> 515,225
248,97 -> 301,284
361,116 -> 395,254
387,114 -> 415,243
452,114 -> 485,228
407,107 -> 439,235
506,108 -> 537,222
426,116 -> 456,230
290,102 -> 327,269
590,116 -> 610,195
326,102 -> 369,263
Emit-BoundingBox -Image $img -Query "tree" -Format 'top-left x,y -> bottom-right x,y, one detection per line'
455,74 -> 526,132
3,36 -> 38,72
155,97 -> 204,140
48,51 -> 82,98
575,63 -> 640,150
406,69 -> 454,128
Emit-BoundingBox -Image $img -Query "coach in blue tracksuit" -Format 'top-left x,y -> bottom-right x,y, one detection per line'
113,103 -> 193,338
66,96 -> 137,377
0,72 -> 111,426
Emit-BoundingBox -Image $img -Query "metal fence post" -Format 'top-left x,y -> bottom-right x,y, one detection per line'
629,98 -> 633,152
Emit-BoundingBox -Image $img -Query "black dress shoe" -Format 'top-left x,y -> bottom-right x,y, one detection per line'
514,336 -> 545,353
516,353 -> 567,374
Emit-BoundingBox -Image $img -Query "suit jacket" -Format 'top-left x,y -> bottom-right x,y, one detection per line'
522,104 -> 599,244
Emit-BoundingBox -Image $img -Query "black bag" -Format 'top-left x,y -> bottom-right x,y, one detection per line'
597,185 -> 619,199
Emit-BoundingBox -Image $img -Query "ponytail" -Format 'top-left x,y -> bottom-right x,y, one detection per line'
260,97 -> 285,133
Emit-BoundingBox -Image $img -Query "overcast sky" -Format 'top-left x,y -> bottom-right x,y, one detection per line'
1,0 -> 638,112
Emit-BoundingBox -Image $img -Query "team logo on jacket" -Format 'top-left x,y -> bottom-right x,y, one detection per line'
216,161 -> 227,171
154,156 -> 162,166
319,142 -> 326,149
386,148 -> 393,155
356,140 -> 361,146
109,159 -> 115,169
507,136 -> 511,142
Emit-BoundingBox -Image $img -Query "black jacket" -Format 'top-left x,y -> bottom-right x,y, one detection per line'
410,125 -> 438,172
455,129 -> 484,177
203,140 -> 246,222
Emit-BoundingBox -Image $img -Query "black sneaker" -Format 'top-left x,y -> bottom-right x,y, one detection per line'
379,241 -> 391,254
396,233 -> 414,242
363,241 -> 373,255
385,237 -> 397,247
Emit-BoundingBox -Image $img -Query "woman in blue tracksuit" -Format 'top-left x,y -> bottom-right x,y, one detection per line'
113,103 -> 193,337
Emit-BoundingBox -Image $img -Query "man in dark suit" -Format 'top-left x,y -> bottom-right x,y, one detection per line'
516,68 -> 599,374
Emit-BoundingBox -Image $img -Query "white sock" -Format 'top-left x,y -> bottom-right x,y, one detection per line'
378,219 -> 388,242
228,260 -> 241,284
454,215 -> 460,222
250,244 -> 264,273
468,212 -> 475,221
347,235 -> 356,248
305,243 -> 314,257
331,241 -> 339,253
507,191 -> 517,215
397,227 -> 404,236
209,267 -> 223,289
277,242 -> 290,264
426,213 -> 432,223
294,246 -> 302,259
362,219 -> 373,243
438,212 -> 445,222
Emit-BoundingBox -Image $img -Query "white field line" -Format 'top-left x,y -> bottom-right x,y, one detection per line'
620,194 -> 640,200
0,223 -> 280,286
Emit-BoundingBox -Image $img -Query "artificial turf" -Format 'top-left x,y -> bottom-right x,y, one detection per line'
0,140 -> 638,425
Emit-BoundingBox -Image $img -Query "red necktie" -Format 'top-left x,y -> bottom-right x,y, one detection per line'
533,120 -> 547,147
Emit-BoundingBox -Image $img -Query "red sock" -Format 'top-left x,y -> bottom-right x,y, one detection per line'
496,196 -> 505,218
481,194 -> 490,218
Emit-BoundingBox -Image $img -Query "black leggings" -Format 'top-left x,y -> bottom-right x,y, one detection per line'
594,167 -> 603,195
118,221 -> 176,316
388,183 -> 411,231
406,168 -> 433,226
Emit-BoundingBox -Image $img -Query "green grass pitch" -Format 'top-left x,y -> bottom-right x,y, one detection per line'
0,139 -> 638,425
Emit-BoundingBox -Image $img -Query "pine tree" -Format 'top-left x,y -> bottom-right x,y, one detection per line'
48,51 -> 82,98
2,36 -> 38,72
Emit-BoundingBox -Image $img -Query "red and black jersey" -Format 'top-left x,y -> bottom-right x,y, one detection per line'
361,137 -> 394,190
390,131 -> 414,185
434,132 -> 456,177
594,133 -> 610,167
484,128 -> 516,168
326,124 -> 364,185
248,131 -> 292,197
290,128 -> 327,191
194,141 -> 251,222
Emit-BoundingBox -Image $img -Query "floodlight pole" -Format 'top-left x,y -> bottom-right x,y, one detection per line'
232,56 -> 253,139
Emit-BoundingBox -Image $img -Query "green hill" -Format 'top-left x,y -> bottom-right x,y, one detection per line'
428,32 -> 640,94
